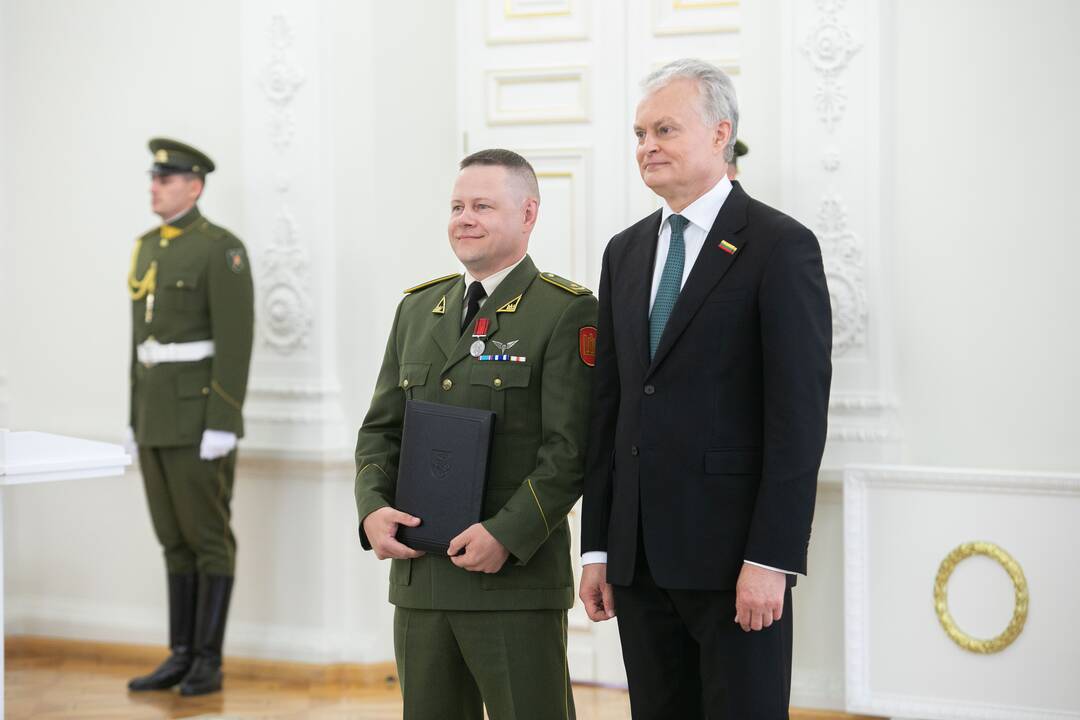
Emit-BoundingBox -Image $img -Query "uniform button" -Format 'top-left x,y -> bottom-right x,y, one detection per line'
159,239 -> 169,248
176,280 -> 185,288
402,379 -> 410,388
442,378 -> 453,391
201,387 -> 209,395
493,377 -> 503,388
644,384 -> 655,395
631,445 -> 639,456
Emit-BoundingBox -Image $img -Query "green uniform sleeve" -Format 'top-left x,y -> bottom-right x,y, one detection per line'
354,301 -> 406,549
205,235 -> 255,434
483,294 -> 597,564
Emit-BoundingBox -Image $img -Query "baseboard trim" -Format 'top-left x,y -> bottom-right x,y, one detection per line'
5,635 -> 397,687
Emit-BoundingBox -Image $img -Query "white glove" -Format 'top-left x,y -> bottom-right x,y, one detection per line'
199,429 -> 237,460
123,427 -> 137,460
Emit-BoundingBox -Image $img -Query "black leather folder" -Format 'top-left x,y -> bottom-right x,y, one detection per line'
395,400 -> 495,554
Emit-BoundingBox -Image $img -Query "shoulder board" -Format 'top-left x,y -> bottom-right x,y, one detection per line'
539,272 -> 592,296
404,273 -> 461,294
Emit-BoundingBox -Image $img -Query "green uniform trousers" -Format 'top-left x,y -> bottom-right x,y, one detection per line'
394,607 -> 575,720
138,445 -> 237,576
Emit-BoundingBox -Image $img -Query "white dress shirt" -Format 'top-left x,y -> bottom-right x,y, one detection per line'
461,254 -> 528,324
582,177 -> 794,577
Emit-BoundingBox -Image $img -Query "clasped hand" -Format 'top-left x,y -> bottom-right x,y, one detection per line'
447,523 -> 509,573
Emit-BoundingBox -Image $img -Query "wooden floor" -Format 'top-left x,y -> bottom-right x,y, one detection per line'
5,638 -> 871,719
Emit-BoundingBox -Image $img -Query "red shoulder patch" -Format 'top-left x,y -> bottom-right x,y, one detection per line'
579,326 -> 597,367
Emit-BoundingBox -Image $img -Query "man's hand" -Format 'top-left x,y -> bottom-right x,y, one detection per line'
579,563 -> 616,621
734,562 -> 786,632
362,507 -> 425,560
448,523 -> 509,573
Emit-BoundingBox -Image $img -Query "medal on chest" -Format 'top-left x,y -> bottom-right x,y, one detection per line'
470,317 -> 490,357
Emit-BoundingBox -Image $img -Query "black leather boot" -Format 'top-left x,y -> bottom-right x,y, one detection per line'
128,572 -> 198,691
178,574 -> 234,696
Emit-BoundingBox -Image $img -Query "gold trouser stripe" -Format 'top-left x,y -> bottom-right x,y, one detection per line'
216,454 -> 234,569
526,478 -> 550,535
211,380 -> 243,411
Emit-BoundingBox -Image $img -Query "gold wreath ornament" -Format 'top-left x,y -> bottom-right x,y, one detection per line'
933,541 -> 1028,654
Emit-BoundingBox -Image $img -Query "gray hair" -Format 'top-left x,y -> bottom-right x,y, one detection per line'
642,59 -> 740,162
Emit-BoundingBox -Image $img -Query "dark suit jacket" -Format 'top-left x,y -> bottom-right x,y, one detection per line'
581,181 -> 832,590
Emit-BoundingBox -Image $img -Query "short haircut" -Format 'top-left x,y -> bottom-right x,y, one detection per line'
642,58 -> 740,162
459,148 -> 540,202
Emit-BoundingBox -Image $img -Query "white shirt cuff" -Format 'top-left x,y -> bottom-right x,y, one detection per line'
581,551 -> 608,565
744,559 -> 797,575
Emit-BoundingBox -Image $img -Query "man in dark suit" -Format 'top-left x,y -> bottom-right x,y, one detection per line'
578,59 -> 832,719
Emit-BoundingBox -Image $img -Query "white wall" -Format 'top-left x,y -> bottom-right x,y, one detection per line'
889,0 -> 1080,472
0,0 -> 11,427
2,0 -> 457,665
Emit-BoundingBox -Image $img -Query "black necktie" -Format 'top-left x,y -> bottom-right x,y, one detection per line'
462,281 -> 487,334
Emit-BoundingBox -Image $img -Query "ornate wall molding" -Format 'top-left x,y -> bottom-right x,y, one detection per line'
241,1 -> 349,457
486,66 -> 590,125
845,466 -> 1080,719
816,194 -> 868,355
256,12 -> 312,355
262,14 -> 305,152
800,0 -> 867,358
801,0 -> 861,133
258,207 -> 313,353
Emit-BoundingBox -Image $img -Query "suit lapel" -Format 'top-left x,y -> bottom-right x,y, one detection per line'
439,255 -> 538,375
647,184 -> 750,376
626,211 -> 662,373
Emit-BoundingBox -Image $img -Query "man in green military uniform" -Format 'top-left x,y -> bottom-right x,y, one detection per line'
726,138 -> 749,180
126,138 -> 254,696
355,149 -> 596,720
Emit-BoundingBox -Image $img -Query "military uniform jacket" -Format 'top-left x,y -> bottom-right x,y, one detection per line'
129,206 -> 255,447
355,255 -> 597,612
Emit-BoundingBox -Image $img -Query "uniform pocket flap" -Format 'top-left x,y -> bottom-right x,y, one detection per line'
176,370 -> 210,399
469,362 -> 531,391
399,362 -> 431,389
165,272 -> 200,290
704,448 -> 762,475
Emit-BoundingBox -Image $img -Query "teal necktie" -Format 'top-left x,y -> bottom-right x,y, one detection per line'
649,214 -> 689,359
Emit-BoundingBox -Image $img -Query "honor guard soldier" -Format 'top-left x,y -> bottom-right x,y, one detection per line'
726,138 -> 748,180
355,149 -> 597,719
126,138 -> 254,696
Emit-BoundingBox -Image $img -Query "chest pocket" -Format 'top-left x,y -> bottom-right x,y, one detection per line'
160,271 -> 204,313
469,362 -> 533,434
399,362 -> 431,400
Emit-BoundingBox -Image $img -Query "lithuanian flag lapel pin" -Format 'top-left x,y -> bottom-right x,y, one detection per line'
718,239 -> 738,255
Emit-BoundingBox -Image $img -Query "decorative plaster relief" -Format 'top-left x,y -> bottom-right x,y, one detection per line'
262,14 -> 305,151
258,208 -> 313,353
801,0 -> 861,133
816,196 -> 868,355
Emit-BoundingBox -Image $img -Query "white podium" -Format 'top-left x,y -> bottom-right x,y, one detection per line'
0,429 -> 131,720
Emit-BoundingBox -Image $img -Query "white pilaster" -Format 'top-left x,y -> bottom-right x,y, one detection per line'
241,1 -> 349,460
784,0 -> 901,471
